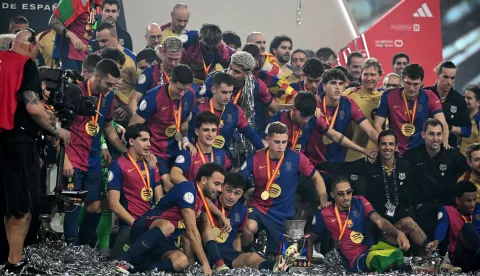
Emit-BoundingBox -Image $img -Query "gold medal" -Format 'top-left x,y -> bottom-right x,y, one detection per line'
213,135 -> 225,148
212,226 -> 221,237
141,186 -> 153,202
86,80 -> 102,136
294,144 -> 302,152
174,132 -> 183,142
85,121 -> 100,136
165,125 -> 177,137
216,231 -> 229,243
261,190 -> 270,200
402,91 -> 418,137
86,24 -> 92,31
401,123 -> 415,137
67,183 -> 74,190
322,135 -> 333,145
219,120 -> 224,128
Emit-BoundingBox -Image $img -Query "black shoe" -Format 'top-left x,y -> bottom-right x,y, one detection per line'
3,259 -> 27,273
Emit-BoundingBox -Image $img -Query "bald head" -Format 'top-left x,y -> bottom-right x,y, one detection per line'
145,23 -> 162,49
246,32 -> 266,54
171,3 -> 190,34
11,29 -> 38,60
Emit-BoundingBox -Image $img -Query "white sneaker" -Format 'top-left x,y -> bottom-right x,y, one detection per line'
273,244 -> 299,272
312,248 -> 324,260
216,263 -> 230,272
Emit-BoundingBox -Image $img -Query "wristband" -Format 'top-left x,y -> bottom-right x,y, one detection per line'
100,143 -> 108,150
182,137 -> 190,144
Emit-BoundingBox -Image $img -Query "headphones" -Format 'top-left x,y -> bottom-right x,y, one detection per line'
25,28 -> 36,44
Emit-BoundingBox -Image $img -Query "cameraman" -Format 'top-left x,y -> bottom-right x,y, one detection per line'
0,30 -> 70,272
63,59 -> 128,246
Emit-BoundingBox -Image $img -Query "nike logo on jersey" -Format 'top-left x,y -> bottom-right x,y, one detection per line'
259,165 -> 266,169
331,219 -> 337,222
195,161 -> 201,164
373,174 -> 380,177
393,105 -> 401,109
128,168 -> 135,172
162,106 -> 169,110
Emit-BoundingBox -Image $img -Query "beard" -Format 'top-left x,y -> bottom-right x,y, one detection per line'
277,54 -> 290,64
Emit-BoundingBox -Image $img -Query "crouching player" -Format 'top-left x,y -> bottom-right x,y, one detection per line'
116,163 -> 226,274
197,172 -> 299,271
310,176 -> 410,272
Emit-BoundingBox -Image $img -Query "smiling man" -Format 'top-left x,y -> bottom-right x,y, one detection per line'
269,35 -> 293,80
374,64 -> 450,155
346,52 -> 364,83
460,85 -> 480,156
344,58 -> 384,161
403,119 -> 469,239
160,4 -> 190,43
318,130 -> 427,255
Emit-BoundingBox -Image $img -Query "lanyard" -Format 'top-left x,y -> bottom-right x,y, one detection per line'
264,150 -> 284,194
87,80 -> 102,126
322,99 -> 340,127
196,143 -> 214,164
289,111 -> 301,150
461,214 -> 472,223
402,92 -> 418,124
202,57 -> 213,77
381,160 -> 399,206
209,99 -> 225,129
162,64 -> 170,84
233,89 -> 242,105
126,152 -> 151,194
168,86 -> 183,133
196,183 -> 215,227
334,206 -> 351,241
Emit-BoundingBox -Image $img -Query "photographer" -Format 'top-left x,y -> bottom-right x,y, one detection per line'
0,30 -> 70,272
63,59 -> 128,246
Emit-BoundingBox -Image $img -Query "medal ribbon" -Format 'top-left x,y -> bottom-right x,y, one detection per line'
196,143 -> 214,164
334,206 -> 351,241
196,183 -> 216,227
264,150 -> 284,195
87,80 -> 103,126
461,214 -> 472,223
402,92 -> 418,125
322,99 -> 340,127
233,89 -> 242,105
381,160 -> 399,206
126,152 -> 151,198
289,111 -> 301,150
162,64 -> 170,84
202,57 -> 213,77
168,86 -> 183,133
209,99 -> 225,130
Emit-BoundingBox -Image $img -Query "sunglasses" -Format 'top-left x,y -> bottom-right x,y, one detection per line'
335,189 -> 353,197
385,83 -> 401,89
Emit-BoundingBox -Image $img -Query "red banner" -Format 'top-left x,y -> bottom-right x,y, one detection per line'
338,0 -> 442,86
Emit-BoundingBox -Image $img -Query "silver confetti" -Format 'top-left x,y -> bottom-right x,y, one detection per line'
11,241 -> 474,275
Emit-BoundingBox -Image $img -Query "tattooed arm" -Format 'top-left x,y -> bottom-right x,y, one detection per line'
24,91 -> 71,146
369,211 -> 410,251
24,91 -> 56,133
49,13 -> 85,51
48,14 -> 66,35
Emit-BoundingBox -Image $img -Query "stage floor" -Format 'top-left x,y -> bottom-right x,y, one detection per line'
1,241 -> 472,275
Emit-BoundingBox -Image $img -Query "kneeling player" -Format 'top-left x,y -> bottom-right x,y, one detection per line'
116,163 -> 226,274
311,176 -> 410,272
200,173 -> 298,271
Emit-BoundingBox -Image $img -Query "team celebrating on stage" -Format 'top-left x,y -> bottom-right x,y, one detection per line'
1,0 -> 480,274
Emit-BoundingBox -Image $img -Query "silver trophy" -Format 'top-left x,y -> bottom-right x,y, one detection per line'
279,220 -> 311,272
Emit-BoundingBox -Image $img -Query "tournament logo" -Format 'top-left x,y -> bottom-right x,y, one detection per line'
286,162 -> 293,171
475,213 -> 480,221
351,174 -> 358,181
339,110 -> 345,121
268,184 -> 282,198
215,156 -> 221,164
183,101 -> 189,110
183,192 -> 194,204
450,105 -> 457,113
350,231 -> 364,244
235,212 -> 241,222
102,98 -> 107,107
353,210 -> 360,219
417,104 -> 424,112
227,113 -> 233,123
398,172 -> 406,180
139,100 -> 147,111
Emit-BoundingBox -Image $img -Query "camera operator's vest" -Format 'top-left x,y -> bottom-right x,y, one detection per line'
0,51 -> 30,133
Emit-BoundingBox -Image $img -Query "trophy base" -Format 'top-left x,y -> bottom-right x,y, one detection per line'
289,266 -> 312,273
288,257 -> 311,272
